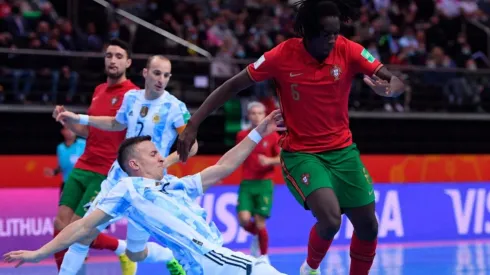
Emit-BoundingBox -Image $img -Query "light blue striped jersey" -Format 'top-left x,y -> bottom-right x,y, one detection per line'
105,89 -> 190,186
97,174 -> 223,274
57,138 -> 86,182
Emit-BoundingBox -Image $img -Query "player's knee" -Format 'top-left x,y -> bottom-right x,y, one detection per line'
317,213 -> 341,239
355,217 -> 378,241
254,216 -> 267,229
238,212 -> 252,226
55,206 -> 74,230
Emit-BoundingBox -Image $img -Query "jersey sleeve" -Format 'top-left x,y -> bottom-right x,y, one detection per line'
97,179 -> 132,218
171,101 -> 191,134
180,173 -> 203,200
246,43 -> 284,82
348,41 -> 383,76
114,92 -> 134,125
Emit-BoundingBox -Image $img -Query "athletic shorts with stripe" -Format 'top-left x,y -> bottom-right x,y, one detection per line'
280,143 -> 375,209
200,246 -> 286,275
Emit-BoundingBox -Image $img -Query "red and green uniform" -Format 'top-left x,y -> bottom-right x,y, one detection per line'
59,80 -> 138,217
236,129 -> 280,218
246,36 -> 382,209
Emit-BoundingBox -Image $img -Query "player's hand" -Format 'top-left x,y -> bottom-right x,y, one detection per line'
255,109 -> 286,137
363,75 -> 404,98
3,250 -> 44,268
43,167 -> 55,177
52,105 -> 66,120
177,122 -> 198,163
258,154 -> 271,166
56,111 -> 80,125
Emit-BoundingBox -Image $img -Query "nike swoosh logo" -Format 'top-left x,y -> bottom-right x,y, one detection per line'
369,190 -> 374,195
290,72 -> 303,77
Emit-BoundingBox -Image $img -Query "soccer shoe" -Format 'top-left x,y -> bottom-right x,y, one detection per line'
258,254 -> 270,265
250,236 -> 260,257
118,254 -> 138,275
300,260 -> 321,275
166,258 -> 186,275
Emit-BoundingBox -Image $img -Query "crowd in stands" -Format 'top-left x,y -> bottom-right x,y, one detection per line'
0,0 -> 488,112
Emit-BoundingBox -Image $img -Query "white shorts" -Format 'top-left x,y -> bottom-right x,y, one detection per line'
200,247 -> 286,275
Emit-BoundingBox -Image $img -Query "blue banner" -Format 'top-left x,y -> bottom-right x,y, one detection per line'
195,183 -> 490,249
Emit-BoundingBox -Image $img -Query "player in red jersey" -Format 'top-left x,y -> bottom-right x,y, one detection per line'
51,39 -> 139,274
177,1 -> 405,274
236,102 -> 281,263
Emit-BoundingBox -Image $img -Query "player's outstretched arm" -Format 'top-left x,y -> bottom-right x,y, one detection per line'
177,69 -> 255,161
163,139 -> 198,168
56,111 -> 126,131
52,106 -> 89,137
200,110 -> 285,191
3,209 -> 112,268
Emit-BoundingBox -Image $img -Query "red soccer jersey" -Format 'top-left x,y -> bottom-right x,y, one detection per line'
75,80 -> 138,175
247,36 -> 382,153
237,129 -> 281,180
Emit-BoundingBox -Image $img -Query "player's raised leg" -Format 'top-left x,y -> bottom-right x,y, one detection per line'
281,151 -> 341,275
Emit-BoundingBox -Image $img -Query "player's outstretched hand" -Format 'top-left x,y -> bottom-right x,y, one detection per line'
177,122 -> 198,163
364,75 -> 404,98
3,250 -> 44,268
56,111 -> 80,125
52,105 -> 66,120
255,109 -> 286,137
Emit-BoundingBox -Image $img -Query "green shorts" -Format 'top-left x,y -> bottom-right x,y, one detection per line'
58,168 -> 106,217
236,179 -> 274,218
281,143 -> 374,209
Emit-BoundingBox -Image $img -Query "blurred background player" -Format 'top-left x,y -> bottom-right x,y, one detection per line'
236,101 -> 280,263
44,126 -> 86,197
177,0 -> 405,274
51,38 -> 139,275
56,54 -> 196,275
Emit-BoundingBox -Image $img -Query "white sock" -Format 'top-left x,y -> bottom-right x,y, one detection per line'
114,240 -> 127,256
143,242 -> 175,263
59,243 -> 89,275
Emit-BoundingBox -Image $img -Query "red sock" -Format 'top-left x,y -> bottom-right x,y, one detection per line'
349,233 -> 377,275
242,221 -> 257,235
90,233 -> 119,251
306,224 -> 333,270
257,227 -> 269,255
53,229 -> 67,271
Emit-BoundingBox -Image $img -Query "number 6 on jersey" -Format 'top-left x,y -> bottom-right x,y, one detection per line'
291,84 -> 300,101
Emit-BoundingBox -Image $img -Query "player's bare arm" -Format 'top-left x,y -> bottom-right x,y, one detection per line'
177,69 -> 255,161
258,154 -> 281,166
200,110 -> 285,191
52,106 -> 89,138
364,66 -> 405,98
56,111 -> 126,131
3,209 -> 112,267
163,140 -> 198,168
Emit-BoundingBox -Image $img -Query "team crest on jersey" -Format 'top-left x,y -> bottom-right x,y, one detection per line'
301,173 -> 310,185
330,65 -> 342,81
128,110 -> 133,117
263,141 -> 268,147
153,114 -> 160,123
140,106 -> 149,117
111,96 -> 119,105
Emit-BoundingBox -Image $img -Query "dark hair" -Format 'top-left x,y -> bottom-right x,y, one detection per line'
146,55 -> 170,68
117,135 -> 152,173
107,38 -> 132,58
293,0 -> 362,39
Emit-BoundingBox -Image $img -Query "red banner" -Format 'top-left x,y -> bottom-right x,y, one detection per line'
1,155 -> 490,188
